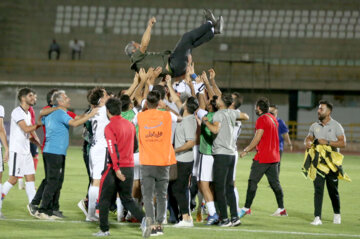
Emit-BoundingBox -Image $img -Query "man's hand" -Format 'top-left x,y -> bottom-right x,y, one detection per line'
133,72 -> 140,85
201,71 -> 209,84
240,150 -> 248,158
151,66 -> 162,80
165,75 -> 172,86
139,68 -> 148,81
208,68 -> 216,79
115,170 -> 126,181
202,116 -> 208,123
289,144 -> 293,152
305,140 -> 312,149
3,148 -> 9,163
317,139 -> 328,145
148,17 -> 156,28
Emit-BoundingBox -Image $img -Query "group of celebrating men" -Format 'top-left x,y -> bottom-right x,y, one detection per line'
0,8 -> 346,238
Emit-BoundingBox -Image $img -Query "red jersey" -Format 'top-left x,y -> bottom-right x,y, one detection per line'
41,105 -> 76,150
254,113 -> 280,164
105,115 -> 135,170
29,106 -> 36,125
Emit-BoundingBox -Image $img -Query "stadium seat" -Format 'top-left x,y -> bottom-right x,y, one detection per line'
95,27 -> 103,34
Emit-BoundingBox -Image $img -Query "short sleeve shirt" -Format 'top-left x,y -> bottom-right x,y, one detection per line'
9,106 -> 31,154
212,109 -> 240,155
174,115 -> 197,162
43,109 -> 72,155
308,119 -> 345,148
130,50 -> 171,77
90,105 -> 109,147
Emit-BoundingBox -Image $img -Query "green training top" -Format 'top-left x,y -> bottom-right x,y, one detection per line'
199,112 -> 215,155
121,109 -> 139,153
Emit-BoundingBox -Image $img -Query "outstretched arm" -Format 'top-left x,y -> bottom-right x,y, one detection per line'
208,69 -> 222,97
140,17 -> 156,53
165,75 -> 182,110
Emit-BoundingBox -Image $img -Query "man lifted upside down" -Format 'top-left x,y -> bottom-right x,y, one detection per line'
125,9 -> 223,78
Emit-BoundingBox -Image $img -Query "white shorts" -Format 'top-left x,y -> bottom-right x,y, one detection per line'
197,154 -> 214,182
133,152 -> 141,180
8,151 -> 35,177
233,153 -> 238,181
192,145 -> 200,177
89,145 -> 108,180
0,151 -> 3,172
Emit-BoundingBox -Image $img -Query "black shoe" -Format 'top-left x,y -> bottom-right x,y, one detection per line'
27,203 -> 38,217
219,218 -> 232,227
230,217 -> 241,227
150,227 -> 158,237
214,16 -> 224,34
156,226 -> 164,236
52,210 -> 65,219
203,9 -> 217,25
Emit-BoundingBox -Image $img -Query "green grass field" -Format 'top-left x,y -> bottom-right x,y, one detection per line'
0,147 -> 359,239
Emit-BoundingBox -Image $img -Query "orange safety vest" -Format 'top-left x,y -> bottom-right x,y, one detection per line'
137,109 -> 176,166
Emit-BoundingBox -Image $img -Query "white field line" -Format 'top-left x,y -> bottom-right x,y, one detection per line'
2,218 -> 360,238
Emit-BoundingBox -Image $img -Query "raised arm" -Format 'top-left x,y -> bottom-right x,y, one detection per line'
125,72 -> 140,99
133,68 -> 151,104
140,17 -> 156,53
165,75 -> 183,110
201,71 -> 215,99
208,68 -> 222,97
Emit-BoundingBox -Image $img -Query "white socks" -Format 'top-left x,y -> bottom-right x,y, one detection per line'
116,197 -> 124,218
25,181 -> 36,203
88,185 -> 99,218
206,201 -> 216,216
234,187 -> 240,213
2,181 -> 13,199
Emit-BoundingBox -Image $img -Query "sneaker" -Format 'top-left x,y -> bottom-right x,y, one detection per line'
271,208 -> 288,216
219,218 -> 232,227
206,213 -> 219,225
173,219 -> 194,228
92,231 -> 110,237
37,212 -> 53,220
141,217 -> 152,238
333,214 -> 341,224
238,208 -> 251,219
150,228 -> 158,237
52,210 -> 65,219
86,216 -> 99,222
310,216 -> 322,226
27,203 -> 38,217
156,226 -> 164,236
230,217 -> 241,227
78,199 -> 88,217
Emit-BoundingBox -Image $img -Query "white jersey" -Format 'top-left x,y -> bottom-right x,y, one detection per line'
0,105 -> 4,148
90,105 -> 109,148
233,109 -> 242,150
9,106 -> 31,154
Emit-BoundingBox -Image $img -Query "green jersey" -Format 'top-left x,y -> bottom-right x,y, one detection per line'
121,109 -> 139,153
199,112 -> 215,155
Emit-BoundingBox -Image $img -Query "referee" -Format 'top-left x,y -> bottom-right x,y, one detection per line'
305,100 -> 346,226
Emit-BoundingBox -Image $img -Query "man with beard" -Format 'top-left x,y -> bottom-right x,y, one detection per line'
239,97 -> 287,219
304,100 -> 346,226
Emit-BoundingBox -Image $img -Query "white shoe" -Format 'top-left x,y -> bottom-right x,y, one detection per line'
173,219 -> 194,228
162,218 -> 168,225
310,216 -> 322,226
92,230 -> 110,237
86,216 -> 99,222
333,214 -> 341,224
271,208 -> 288,216
77,199 -> 88,217
18,179 -> 25,190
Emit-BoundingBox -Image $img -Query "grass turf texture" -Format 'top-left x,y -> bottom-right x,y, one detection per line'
0,147 -> 359,238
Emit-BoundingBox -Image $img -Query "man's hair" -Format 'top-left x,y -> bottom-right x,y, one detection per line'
221,93 -> 233,108
270,104 -> 278,109
124,41 -> 136,57
319,100 -> 333,112
232,92 -> 243,109
152,85 -> 166,100
89,87 -> 105,106
17,88 -> 33,102
120,94 -> 131,111
186,96 -> 199,114
256,97 -> 270,113
47,88 -> 58,106
106,97 -> 122,116
210,96 -> 218,112
52,90 -> 66,106
147,91 -> 161,109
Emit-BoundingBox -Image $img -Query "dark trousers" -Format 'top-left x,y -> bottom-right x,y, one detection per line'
82,141 -> 92,199
245,160 -> 284,209
169,22 -> 214,77
48,50 -> 60,60
39,153 -> 65,215
278,150 -> 283,175
172,161 -> 194,216
99,166 -> 144,232
31,155 -> 48,206
213,154 -> 237,220
71,50 -> 81,60
313,170 -> 340,217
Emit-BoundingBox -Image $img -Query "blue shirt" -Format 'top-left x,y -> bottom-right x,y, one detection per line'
277,117 -> 289,151
43,109 -> 72,156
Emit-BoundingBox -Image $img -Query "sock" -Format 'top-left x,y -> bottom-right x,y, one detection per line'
0,184 -> 2,211
25,181 -> 36,203
18,178 -> 24,189
206,201 -> 216,216
116,197 -> 124,218
2,181 -> 13,199
234,187 -> 240,213
211,27 -> 214,33
88,185 -> 99,218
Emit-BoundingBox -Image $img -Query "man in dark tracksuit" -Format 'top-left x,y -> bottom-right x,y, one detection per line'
93,98 -> 145,237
